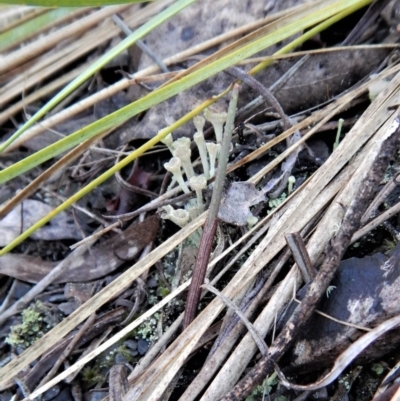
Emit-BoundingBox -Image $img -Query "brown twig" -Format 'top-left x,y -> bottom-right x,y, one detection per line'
220,115 -> 400,401
225,66 -> 293,131
183,83 -> 240,328
284,232 -> 316,282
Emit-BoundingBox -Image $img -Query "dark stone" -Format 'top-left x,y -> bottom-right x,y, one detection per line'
137,339 -> 150,355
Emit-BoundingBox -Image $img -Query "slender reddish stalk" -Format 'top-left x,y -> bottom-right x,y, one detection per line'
183,219 -> 218,328
183,83 -> 240,328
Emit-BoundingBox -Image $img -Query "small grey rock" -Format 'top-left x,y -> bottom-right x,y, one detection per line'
124,339 -> 138,350
115,353 -> 128,364
85,390 -> 107,401
146,276 -> 158,288
137,339 -> 150,355
42,385 -> 60,401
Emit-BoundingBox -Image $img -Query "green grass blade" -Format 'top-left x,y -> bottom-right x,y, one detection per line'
0,0 -> 149,5
0,0 -> 196,153
0,97 -> 222,256
0,8 -> 78,51
0,0 -> 372,185
0,0 -> 373,258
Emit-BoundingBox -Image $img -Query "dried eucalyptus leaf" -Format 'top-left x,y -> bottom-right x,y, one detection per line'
0,216 -> 160,283
0,199 -> 81,245
218,182 -> 265,226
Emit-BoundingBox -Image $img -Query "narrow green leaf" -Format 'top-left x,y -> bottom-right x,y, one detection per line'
0,8 -> 78,51
0,0 -> 196,153
0,1 -> 149,5
0,0 -> 373,185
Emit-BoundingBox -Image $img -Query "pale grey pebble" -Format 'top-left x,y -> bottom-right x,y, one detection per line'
0,390 -> 14,401
58,301 -> 79,316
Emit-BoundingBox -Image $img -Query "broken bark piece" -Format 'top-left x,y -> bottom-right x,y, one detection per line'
0,216 -> 159,283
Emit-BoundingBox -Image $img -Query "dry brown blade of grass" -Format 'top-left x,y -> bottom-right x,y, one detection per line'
0,111 -> 194,220
180,161 -> 360,401
0,5 -> 135,75
194,120 -> 396,401
1,2 -> 300,151
27,204 -> 276,398
227,62 -> 400,179
0,0 -> 169,107
247,63 -> 400,184
0,32 -> 98,105
117,70 -> 400,401
0,212 -> 207,391
200,87 -> 400,401
0,126 -> 113,232
0,8 -> 47,35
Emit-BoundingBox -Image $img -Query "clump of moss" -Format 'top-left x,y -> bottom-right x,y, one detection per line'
157,286 -> 170,298
81,366 -> 105,387
6,301 -> 63,349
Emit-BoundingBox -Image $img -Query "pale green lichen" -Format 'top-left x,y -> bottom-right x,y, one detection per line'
6,300 -> 62,348
339,374 -> 351,391
157,286 -> 170,297
133,316 -> 159,342
372,363 -> 384,375
268,193 -> 287,210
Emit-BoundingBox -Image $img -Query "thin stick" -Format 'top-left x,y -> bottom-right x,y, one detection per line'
112,14 -> 169,73
225,66 -> 293,130
202,282 -> 268,356
285,232 -> 316,282
183,83 -> 240,328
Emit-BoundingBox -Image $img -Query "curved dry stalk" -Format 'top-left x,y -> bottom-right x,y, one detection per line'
278,313 -> 400,391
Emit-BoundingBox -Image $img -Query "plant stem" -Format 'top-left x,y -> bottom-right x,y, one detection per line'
183,83 -> 240,328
